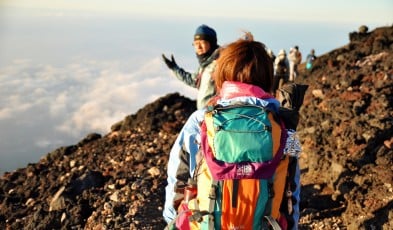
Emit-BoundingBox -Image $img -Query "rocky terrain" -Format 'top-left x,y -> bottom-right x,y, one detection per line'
0,25 -> 392,230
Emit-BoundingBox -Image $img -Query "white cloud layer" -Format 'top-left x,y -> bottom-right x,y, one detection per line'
0,56 -> 195,173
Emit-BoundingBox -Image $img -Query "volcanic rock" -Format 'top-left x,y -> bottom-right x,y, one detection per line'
0,25 -> 392,230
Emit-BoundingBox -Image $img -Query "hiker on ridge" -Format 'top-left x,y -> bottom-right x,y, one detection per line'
162,24 -> 220,109
306,49 -> 317,71
288,46 -> 302,82
164,36 -> 303,229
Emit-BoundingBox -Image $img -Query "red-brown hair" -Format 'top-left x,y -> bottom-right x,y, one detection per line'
213,39 -> 274,93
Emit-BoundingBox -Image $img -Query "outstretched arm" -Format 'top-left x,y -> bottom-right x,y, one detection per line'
162,54 -> 198,88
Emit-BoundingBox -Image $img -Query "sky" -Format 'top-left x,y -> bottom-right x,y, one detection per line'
0,0 -> 392,173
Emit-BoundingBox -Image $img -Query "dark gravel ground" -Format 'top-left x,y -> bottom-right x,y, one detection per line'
1,25 -> 392,230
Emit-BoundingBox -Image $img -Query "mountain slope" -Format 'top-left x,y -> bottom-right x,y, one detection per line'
0,25 -> 392,230
297,25 -> 393,229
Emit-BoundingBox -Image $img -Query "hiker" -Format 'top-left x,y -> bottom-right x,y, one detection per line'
288,46 -> 302,82
306,49 -> 317,71
162,24 -> 220,109
164,36 -> 303,229
272,49 -> 290,96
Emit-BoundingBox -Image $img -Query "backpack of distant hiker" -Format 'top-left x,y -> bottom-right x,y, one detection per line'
276,58 -> 288,75
306,54 -> 315,70
166,102 -> 291,230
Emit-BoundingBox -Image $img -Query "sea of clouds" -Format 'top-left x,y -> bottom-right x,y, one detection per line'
0,55 -> 195,173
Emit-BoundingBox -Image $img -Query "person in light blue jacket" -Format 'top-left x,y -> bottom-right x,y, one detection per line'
162,24 -> 220,110
164,37 -> 303,230
306,49 -> 317,71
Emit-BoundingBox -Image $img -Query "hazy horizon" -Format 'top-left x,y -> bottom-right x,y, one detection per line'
1,1 -> 392,173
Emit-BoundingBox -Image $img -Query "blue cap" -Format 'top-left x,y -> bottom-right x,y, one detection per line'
194,24 -> 217,45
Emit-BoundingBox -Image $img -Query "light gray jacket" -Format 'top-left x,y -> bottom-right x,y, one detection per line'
171,49 -> 219,109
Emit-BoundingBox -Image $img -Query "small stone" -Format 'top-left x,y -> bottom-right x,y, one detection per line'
147,167 -> 160,177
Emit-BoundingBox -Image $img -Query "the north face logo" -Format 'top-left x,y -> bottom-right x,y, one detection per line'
229,225 -> 245,230
236,165 -> 253,176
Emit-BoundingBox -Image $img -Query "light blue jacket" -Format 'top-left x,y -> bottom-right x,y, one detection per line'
164,82 -> 301,229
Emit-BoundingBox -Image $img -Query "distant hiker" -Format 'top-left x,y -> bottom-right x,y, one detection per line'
306,49 -> 317,71
272,49 -> 290,96
162,24 -> 220,109
288,46 -> 302,82
164,36 -> 303,229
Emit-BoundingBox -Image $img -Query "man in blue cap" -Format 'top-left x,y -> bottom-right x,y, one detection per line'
162,24 -> 220,109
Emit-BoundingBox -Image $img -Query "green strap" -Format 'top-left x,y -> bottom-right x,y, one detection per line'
262,180 -> 274,217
